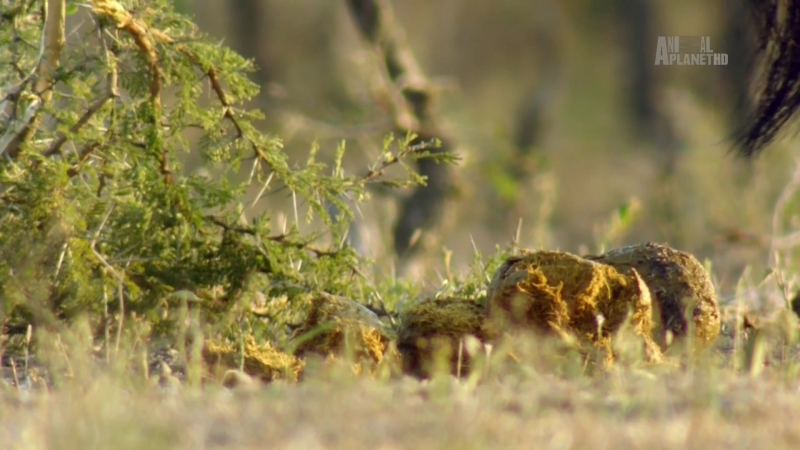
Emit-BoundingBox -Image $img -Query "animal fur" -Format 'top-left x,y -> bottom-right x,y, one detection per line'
737,0 -> 800,156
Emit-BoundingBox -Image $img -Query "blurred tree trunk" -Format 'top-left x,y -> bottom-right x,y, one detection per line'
227,1 -> 354,116
346,0 -> 456,263
612,0 -> 684,245
721,0 -> 756,135
613,0 -> 681,172
511,1 -> 563,160
721,0 -> 757,184
228,0 -> 271,85
504,0 -> 564,237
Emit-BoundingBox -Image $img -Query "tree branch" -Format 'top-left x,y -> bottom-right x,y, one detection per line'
90,0 -> 171,182
203,215 -> 339,259
0,0 -> 65,159
148,27 -> 280,174
358,138 -> 439,184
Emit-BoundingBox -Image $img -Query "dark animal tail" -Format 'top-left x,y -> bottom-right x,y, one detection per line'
736,0 -> 800,157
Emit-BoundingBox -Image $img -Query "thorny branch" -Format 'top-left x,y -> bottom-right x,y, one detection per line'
145,28 -> 280,174
358,138 -> 440,184
66,142 -> 100,177
203,215 -> 340,259
90,0 -> 172,182
4,0 -> 292,189
87,0 -> 286,211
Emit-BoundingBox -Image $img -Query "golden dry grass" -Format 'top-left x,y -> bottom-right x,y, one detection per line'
4,327 -> 800,450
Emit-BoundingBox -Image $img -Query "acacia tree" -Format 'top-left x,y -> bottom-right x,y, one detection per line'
0,0 -> 448,349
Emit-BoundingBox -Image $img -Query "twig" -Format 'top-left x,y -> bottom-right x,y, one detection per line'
204,214 -> 341,259
9,359 -> 20,390
115,277 -> 124,356
103,286 -> 110,363
250,171 -> 275,209
768,157 -> 800,265
358,138 -> 438,184
89,201 -> 116,250
25,324 -> 33,383
772,230 -> 800,249
66,142 -> 101,177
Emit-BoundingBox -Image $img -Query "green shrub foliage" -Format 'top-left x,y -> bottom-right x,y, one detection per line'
0,0 -> 455,344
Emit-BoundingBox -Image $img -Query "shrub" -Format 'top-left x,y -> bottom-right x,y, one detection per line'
0,0 -> 453,352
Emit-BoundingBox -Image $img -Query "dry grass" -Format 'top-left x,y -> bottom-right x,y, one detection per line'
4,314 -> 800,450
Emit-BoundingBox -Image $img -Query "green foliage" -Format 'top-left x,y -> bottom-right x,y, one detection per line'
0,0 -> 456,346
428,244 -> 515,306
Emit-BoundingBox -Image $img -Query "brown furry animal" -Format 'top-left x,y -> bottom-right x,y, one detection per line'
737,0 -> 800,156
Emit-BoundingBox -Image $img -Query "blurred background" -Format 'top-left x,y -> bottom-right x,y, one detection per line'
179,0 -> 800,303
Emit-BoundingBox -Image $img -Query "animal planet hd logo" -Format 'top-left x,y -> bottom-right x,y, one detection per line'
654,36 -> 728,66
